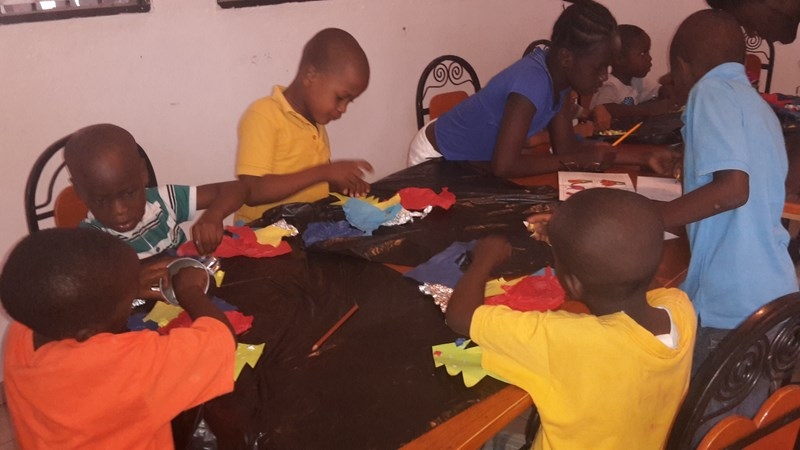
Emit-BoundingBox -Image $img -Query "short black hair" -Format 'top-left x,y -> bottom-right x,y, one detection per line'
0,228 -> 139,340
618,24 -> 648,48
548,188 -> 663,298
551,0 -> 618,55
299,28 -> 369,78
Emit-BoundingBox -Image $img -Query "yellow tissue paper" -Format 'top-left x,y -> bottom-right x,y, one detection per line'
143,302 -> 184,327
234,343 -> 265,381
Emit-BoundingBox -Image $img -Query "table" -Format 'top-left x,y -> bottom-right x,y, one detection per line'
190,160 -> 691,450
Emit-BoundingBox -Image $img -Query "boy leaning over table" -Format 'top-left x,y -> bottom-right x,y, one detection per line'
446,188 -> 696,450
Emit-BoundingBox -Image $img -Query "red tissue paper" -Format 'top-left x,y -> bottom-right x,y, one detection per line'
159,310 -> 254,336
178,225 -> 292,258
484,267 -> 565,312
398,187 -> 456,211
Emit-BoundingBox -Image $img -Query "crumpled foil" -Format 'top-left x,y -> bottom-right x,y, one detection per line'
382,205 -> 433,227
420,282 -> 453,313
270,219 -> 299,236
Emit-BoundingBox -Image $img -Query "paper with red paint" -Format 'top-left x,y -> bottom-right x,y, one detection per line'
398,187 -> 456,210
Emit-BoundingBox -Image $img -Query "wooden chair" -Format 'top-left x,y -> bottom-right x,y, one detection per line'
696,385 -> 800,449
666,292 -> 800,449
415,55 -> 480,129
25,134 -> 158,233
744,33 -> 775,93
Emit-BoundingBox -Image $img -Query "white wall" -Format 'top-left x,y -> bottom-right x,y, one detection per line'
1,0 -> 798,379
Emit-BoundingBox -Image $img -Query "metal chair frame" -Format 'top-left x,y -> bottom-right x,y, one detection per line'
745,33 -> 775,93
415,55 -> 481,129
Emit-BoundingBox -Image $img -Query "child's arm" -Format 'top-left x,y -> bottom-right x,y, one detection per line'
601,99 -> 678,120
172,266 -> 235,341
492,94 -> 616,177
192,181 -> 249,255
446,236 -> 512,336
659,169 -> 749,228
240,160 -> 373,204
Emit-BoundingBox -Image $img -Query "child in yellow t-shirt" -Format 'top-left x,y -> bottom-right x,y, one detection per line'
235,28 -> 374,223
447,188 -> 696,450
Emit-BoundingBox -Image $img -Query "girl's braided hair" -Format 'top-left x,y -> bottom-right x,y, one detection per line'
551,0 -> 618,55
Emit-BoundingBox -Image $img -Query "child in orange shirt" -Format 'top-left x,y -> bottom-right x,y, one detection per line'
1,228 -> 235,449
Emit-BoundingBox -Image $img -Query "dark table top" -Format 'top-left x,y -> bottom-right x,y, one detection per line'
191,160 -> 556,449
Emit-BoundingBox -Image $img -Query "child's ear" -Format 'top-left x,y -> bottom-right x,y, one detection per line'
302,64 -> 320,86
560,272 -> 584,300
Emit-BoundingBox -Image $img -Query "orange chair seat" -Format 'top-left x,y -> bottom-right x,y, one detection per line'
54,185 -> 89,228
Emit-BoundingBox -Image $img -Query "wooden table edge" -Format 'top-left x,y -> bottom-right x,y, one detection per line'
400,385 -> 533,450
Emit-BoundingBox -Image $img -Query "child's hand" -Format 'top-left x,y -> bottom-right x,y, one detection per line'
525,213 -> 553,245
139,258 -> 173,300
326,160 -> 374,197
590,104 -> 612,131
472,235 -> 512,270
171,266 -> 209,300
643,145 -> 681,176
191,213 -> 224,256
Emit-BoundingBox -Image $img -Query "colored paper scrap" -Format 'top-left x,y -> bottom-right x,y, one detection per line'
302,220 -> 368,246
144,302 -> 184,327
213,269 -> 225,287
405,240 -> 476,288
234,343 -> 265,381
159,310 -> 253,336
342,197 -> 403,234
432,339 -> 504,387
253,221 -> 298,247
484,267 -> 565,312
330,193 -> 402,210
177,226 -> 292,259
127,312 -> 159,332
484,276 -> 526,297
398,187 -> 456,210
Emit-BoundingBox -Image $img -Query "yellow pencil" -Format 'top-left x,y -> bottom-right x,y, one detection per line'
611,121 -> 643,146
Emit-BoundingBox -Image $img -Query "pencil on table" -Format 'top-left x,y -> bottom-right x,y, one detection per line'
611,121 -> 643,147
310,303 -> 359,353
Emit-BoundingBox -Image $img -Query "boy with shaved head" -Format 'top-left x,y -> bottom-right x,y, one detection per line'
235,27 -> 374,224
661,9 -> 798,370
447,189 -> 696,450
65,123 -> 251,299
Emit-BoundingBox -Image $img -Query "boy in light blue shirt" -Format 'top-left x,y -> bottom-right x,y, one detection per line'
660,9 -> 798,371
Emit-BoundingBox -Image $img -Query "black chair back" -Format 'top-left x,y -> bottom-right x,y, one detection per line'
745,33 -> 775,93
25,134 -> 158,233
415,55 -> 480,129
666,292 -> 800,449
523,39 -> 550,57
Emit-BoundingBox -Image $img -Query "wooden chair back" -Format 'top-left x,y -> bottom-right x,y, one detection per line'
415,55 -> 480,129
666,292 -> 800,449
697,385 -> 800,450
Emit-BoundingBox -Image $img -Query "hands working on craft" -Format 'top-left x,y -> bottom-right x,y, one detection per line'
326,159 -> 374,197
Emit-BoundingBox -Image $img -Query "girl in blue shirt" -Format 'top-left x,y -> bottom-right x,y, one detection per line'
408,0 -> 678,178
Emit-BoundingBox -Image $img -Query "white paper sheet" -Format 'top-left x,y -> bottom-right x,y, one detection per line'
557,172 -> 635,201
637,176 -> 683,202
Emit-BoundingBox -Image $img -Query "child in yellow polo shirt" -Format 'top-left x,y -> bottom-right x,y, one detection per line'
447,188 -> 696,450
235,28 -> 374,224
